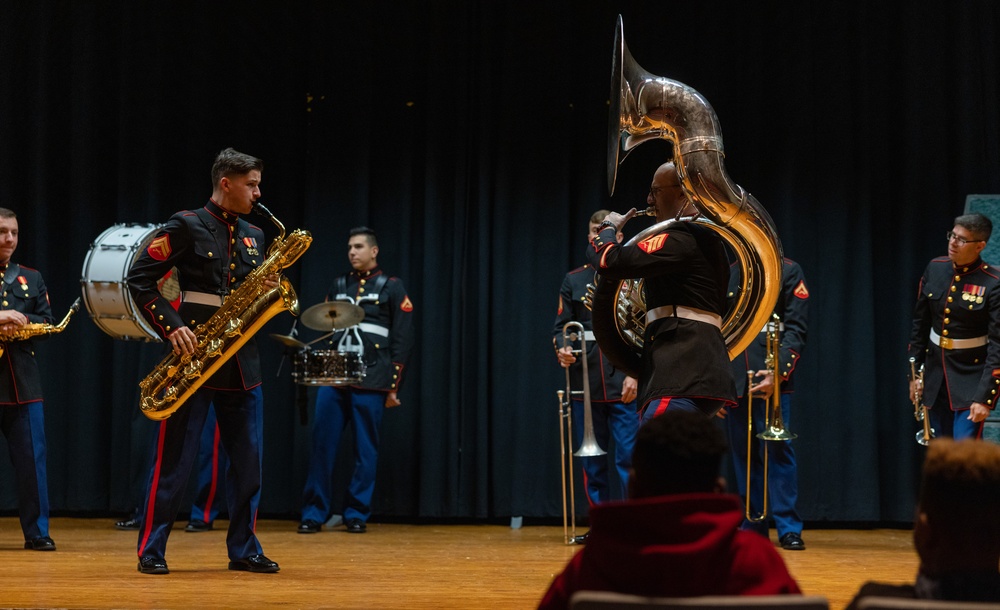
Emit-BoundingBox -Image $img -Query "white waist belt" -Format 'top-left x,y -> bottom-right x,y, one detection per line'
760,322 -> 785,333
584,330 -> 596,342
646,305 -> 722,329
358,322 -> 389,338
929,328 -> 987,350
182,291 -> 223,307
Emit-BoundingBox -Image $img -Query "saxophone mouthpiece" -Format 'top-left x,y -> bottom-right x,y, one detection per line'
253,201 -> 275,219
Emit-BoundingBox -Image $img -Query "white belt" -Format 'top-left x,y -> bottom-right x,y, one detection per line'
646,305 -> 722,329
358,322 -> 389,338
584,330 -> 596,342
181,291 -> 223,307
930,328 -> 987,350
760,322 -> 785,333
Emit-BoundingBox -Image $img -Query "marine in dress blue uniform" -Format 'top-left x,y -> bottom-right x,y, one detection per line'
299,227 -> 414,534
908,214 -> 1000,440
0,208 -> 57,551
553,213 -> 639,507
126,148 -> 278,574
725,258 -> 809,550
587,162 -> 736,422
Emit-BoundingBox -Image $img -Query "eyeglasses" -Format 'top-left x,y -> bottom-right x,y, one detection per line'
946,231 -> 985,246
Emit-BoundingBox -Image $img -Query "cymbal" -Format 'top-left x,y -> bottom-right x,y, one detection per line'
300,301 -> 365,331
269,333 -> 308,349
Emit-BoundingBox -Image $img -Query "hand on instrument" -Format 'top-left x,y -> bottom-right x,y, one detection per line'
621,376 -> 638,404
749,370 -> 774,399
602,209 -> 636,233
167,326 -> 198,356
968,402 -> 990,423
908,378 -> 923,404
0,309 -> 28,334
263,273 -> 280,290
556,345 -> 576,368
385,391 -> 401,408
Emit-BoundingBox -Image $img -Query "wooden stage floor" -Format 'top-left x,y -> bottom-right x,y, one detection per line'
0,517 -> 917,609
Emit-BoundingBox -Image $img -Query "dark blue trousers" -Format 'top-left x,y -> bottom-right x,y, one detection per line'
571,399 -> 638,505
301,386 -> 384,524
929,386 -> 984,440
724,393 -> 802,538
189,404 -> 229,523
1,402 -> 49,541
137,387 -> 264,562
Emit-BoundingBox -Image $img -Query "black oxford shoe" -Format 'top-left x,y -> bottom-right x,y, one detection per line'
779,532 -> 806,550
24,536 -> 56,551
228,554 -> 279,573
345,518 -> 367,533
138,556 -> 169,574
297,520 -> 321,534
185,519 -> 213,532
115,517 -> 141,530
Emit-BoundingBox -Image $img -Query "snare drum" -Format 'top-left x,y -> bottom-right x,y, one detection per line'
80,223 -> 172,341
291,349 -> 365,386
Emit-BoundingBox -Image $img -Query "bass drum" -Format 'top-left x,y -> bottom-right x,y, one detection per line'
80,223 -> 178,342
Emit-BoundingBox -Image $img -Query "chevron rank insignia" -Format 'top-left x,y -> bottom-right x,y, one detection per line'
147,235 -> 172,261
637,233 -> 667,254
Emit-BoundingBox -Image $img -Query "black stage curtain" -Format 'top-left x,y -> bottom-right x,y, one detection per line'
0,1 -> 998,525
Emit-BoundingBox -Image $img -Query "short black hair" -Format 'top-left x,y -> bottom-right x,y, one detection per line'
631,410 -> 728,497
955,213 -> 993,242
211,148 -> 263,187
349,226 -> 378,248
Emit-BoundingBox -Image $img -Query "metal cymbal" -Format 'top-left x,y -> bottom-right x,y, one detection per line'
300,301 -> 365,331
269,333 -> 308,349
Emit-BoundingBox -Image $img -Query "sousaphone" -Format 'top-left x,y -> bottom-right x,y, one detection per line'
590,15 -> 783,378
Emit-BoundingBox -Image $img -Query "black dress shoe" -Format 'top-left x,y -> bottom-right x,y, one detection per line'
779,532 -> 806,550
571,532 -> 590,545
297,520 -> 321,534
115,517 -> 141,530
228,554 -> 279,573
185,519 -> 213,532
24,536 -> 56,551
345,518 -> 367,533
138,556 -> 169,574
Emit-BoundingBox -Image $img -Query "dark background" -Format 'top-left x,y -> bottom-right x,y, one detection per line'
0,1 -> 998,526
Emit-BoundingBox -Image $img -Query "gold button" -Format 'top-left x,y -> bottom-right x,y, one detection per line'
252,260 -> 257,265
231,238 -> 236,244
2,301 -> 7,306
951,286 -> 957,292
230,263 -> 236,270
208,252 -> 214,258
955,275 -> 961,281
158,315 -> 164,320
360,279 -> 366,285
944,318 -> 950,324
970,304 -> 975,310
230,277 -> 236,283
166,326 -> 171,331
947,296 -> 954,302
151,304 -> 156,310
190,320 -> 196,325
393,374 -> 398,379
945,308 -> 951,314
359,288 -> 365,293
374,343 -> 380,348
943,330 -> 949,336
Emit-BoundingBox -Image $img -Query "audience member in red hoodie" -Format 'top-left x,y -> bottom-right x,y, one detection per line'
538,410 -> 801,609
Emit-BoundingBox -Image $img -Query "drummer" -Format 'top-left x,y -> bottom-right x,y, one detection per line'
297,226 -> 414,534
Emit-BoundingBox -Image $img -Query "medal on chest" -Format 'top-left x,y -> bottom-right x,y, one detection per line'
961,284 -> 985,304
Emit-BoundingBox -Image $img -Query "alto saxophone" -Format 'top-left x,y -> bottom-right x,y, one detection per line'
0,297 -> 82,358
138,203 -> 312,420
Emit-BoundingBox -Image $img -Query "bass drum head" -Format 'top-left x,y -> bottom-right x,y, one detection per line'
80,223 -> 173,342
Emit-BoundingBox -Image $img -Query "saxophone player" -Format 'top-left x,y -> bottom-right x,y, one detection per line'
0,208 -> 57,552
125,148 -> 280,575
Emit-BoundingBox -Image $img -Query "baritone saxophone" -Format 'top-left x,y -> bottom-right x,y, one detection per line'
138,203 -> 312,420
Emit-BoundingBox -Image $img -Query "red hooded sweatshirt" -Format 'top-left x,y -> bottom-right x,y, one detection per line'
538,493 -> 802,609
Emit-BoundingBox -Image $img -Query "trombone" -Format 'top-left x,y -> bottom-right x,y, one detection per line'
745,313 -> 796,522
909,357 -> 935,445
556,321 -> 606,545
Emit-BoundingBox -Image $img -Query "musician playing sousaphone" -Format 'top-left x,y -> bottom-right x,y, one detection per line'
589,161 -> 737,423
908,212 -> 1000,440
298,226 -> 414,535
